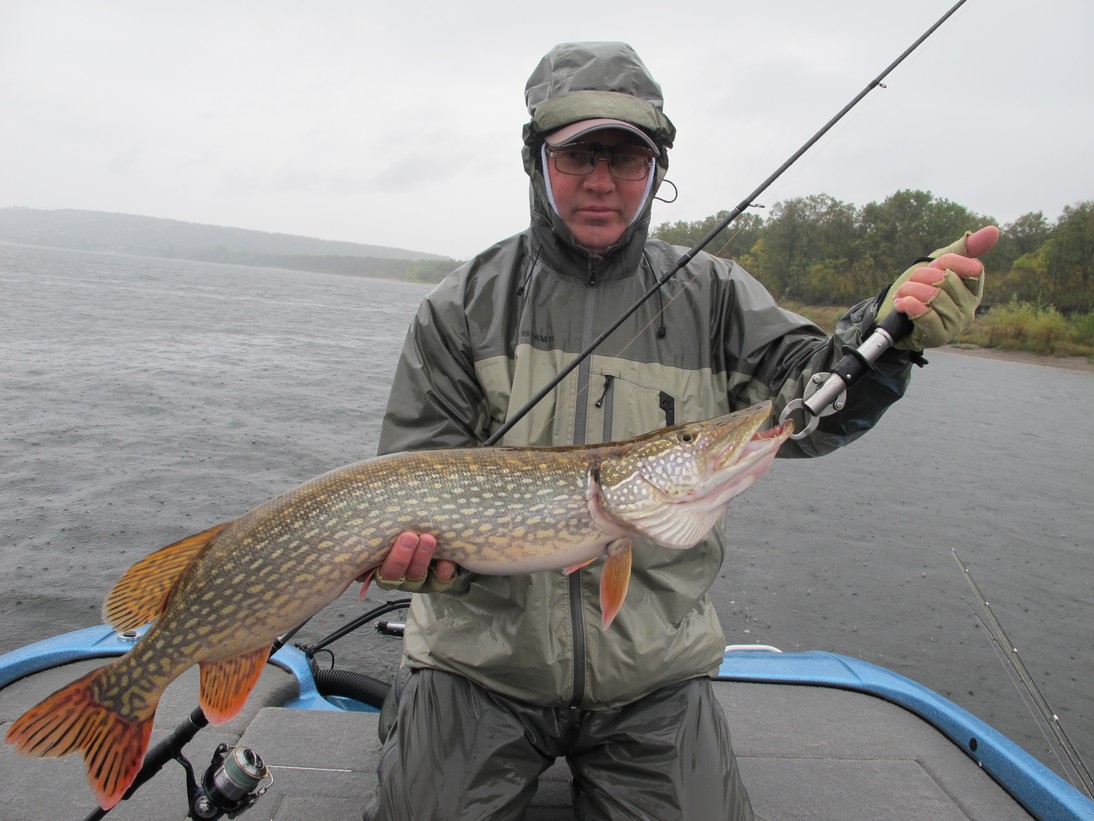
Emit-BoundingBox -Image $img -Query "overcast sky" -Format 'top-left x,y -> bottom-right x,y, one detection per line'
2,0 -> 1091,259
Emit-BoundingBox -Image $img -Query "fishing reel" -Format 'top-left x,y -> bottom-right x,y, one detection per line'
185,743 -> 272,819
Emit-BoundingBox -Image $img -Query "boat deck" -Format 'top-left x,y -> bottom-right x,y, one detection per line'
0,658 -> 1035,820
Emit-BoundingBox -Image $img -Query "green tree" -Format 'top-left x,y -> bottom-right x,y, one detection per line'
990,211 -> 1050,272
1005,243 -> 1053,305
652,210 -> 764,261
854,190 -> 991,295
1045,202 -> 1094,311
654,193 -> 1093,314
1004,202 -> 1094,311
750,194 -> 858,301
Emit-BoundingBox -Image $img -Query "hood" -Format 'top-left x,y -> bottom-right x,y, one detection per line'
520,42 -> 676,276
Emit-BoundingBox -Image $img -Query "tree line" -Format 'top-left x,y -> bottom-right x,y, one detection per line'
187,249 -> 458,282
651,190 -> 1094,313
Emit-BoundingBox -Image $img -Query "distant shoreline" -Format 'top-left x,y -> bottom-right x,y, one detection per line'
5,239 -> 1090,373
941,343 -> 1094,374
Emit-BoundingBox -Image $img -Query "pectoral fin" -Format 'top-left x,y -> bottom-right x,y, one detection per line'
356,568 -> 376,599
564,558 -> 597,575
599,539 -> 632,629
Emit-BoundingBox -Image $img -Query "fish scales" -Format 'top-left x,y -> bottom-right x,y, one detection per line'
7,402 -> 791,810
103,447 -> 610,694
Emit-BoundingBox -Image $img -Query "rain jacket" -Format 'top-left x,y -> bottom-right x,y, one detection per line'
377,42 -> 914,710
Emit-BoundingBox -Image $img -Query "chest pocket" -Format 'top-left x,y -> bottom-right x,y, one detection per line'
588,372 -> 668,443
588,357 -> 733,444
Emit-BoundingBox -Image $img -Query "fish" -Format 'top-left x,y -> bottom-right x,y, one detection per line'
6,401 -> 791,809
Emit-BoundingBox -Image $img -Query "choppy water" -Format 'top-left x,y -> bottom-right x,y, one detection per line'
1,242 -> 1091,784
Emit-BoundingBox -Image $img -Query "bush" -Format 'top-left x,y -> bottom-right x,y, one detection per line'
790,300 -> 1093,360
961,302 -> 1092,357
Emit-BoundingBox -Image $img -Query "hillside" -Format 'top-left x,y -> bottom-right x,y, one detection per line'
0,207 -> 456,281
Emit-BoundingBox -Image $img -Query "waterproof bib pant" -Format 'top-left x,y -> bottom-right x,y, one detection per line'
364,668 -> 754,820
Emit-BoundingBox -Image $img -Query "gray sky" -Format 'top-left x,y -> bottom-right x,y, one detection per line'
2,0 -> 1091,259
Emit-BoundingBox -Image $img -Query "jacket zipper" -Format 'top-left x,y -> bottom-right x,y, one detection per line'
568,262 -> 599,707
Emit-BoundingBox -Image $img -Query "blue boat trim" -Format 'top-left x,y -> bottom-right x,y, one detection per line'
0,625 -> 144,688
0,624 -> 352,711
269,644 -> 357,712
717,647 -> 1094,820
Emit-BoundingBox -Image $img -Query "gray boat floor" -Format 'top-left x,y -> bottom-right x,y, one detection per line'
1,659 -> 1031,820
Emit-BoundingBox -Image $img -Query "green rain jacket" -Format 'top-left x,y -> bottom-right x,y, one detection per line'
378,42 -> 915,710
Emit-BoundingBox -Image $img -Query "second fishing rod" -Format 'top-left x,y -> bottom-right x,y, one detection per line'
485,0 -> 971,448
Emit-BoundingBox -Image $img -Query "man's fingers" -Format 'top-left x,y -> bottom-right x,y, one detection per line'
380,532 -> 417,578
965,224 -> 1000,258
434,560 -> 458,582
403,533 -> 438,579
897,278 -> 940,303
893,294 -> 931,319
381,531 -> 437,580
929,253 -> 984,278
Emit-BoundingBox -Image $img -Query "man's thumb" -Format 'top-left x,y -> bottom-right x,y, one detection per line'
965,225 -> 1000,258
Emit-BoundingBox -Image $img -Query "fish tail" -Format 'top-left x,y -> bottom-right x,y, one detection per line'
5,664 -> 155,810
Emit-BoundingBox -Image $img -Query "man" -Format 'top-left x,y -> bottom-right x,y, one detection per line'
366,42 -> 996,820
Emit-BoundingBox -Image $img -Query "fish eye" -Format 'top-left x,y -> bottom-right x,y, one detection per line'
677,431 -> 694,443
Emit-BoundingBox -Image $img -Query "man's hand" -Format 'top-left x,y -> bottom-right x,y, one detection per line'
374,531 -> 459,593
881,225 -> 1000,351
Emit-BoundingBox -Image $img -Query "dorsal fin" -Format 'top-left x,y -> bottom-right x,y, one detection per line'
102,522 -> 231,631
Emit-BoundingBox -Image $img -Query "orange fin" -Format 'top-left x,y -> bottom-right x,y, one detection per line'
199,646 -> 268,724
103,522 -> 231,631
355,568 -> 376,599
564,558 -> 597,575
5,664 -> 155,810
599,539 -> 633,629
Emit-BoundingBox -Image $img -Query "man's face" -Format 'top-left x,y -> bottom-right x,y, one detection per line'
545,128 -> 653,255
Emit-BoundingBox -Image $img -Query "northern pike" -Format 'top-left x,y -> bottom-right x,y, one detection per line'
7,401 -> 791,809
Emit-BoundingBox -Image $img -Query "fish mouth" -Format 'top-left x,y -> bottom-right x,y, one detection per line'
698,420 -> 792,510
602,413 -> 793,550
711,412 -> 789,472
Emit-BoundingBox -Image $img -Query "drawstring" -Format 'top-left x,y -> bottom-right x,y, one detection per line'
516,245 -> 543,297
643,251 -> 667,338
594,375 -> 614,408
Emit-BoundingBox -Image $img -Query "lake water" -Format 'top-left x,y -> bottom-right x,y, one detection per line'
1,242 -> 1091,786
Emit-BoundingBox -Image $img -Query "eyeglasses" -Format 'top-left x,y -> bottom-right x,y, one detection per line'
546,143 -> 657,181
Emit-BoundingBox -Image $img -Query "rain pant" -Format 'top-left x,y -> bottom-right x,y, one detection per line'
364,668 -> 752,820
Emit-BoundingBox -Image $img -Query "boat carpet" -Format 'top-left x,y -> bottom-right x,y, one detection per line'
0,660 -> 1032,819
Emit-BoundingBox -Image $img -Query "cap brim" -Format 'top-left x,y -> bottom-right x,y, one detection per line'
545,118 -> 657,151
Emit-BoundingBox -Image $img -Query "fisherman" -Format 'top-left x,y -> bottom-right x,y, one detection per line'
366,41 -> 997,820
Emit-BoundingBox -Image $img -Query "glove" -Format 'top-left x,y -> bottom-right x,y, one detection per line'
374,566 -> 459,594
877,229 -> 991,351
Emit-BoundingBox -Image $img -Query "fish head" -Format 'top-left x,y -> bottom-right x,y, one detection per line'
594,401 -> 792,548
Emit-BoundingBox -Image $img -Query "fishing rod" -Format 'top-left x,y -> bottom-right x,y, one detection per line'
82,705 -> 271,821
484,0 -> 970,447
952,549 -> 1094,799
